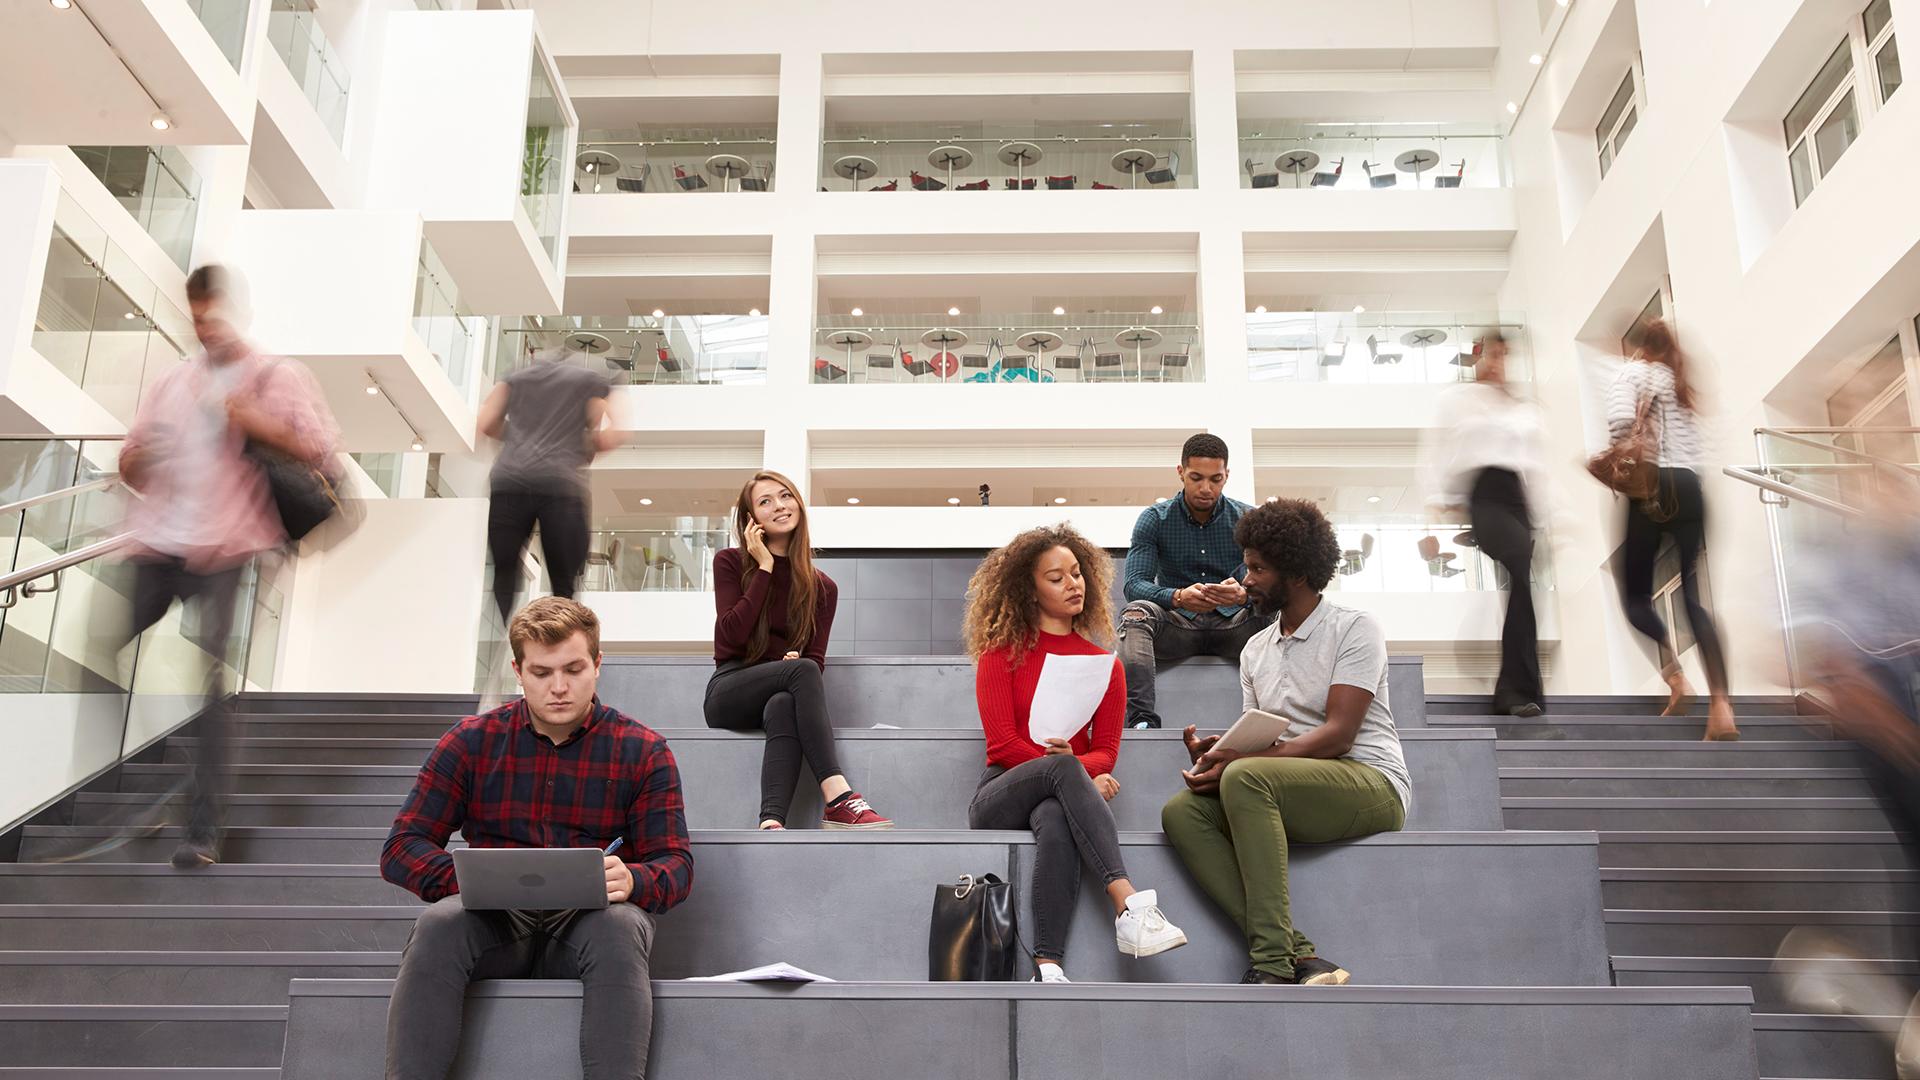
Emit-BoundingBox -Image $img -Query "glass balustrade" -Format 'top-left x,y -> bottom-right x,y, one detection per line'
1237,122 -> 1508,190
814,312 -> 1200,384
33,193 -> 193,426
268,0 -> 350,145
1247,311 -> 1527,385
582,525 -> 732,592
71,145 -> 202,271
498,314 -> 769,386
821,121 -> 1196,192
522,55 -> 569,262
186,0 -> 250,70
574,128 -> 777,194
414,240 -> 485,403
1321,519 -> 1550,594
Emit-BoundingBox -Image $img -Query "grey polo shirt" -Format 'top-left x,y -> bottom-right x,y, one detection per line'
1236,596 -> 1412,813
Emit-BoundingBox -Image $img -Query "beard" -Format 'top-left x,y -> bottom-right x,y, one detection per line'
1245,586 -> 1282,616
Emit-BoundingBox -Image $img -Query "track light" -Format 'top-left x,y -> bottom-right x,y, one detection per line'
650,308 -> 665,318
846,497 -> 861,505
1352,304 -> 1366,314
410,437 -> 425,452
947,497 -> 961,505
1053,496 -> 1067,505
150,112 -> 172,131
1506,101 -> 1518,114
948,307 -> 960,316
639,497 -> 653,506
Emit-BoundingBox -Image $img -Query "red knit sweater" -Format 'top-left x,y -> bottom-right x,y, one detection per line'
711,548 -> 837,670
974,631 -> 1124,779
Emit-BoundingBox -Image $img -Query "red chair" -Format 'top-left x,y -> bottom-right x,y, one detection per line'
1003,178 -> 1036,190
1044,175 -> 1076,190
1091,181 -> 1118,190
871,179 -> 899,192
673,165 -> 708,191
956,179 -> 991,191
910,171 -> 946,191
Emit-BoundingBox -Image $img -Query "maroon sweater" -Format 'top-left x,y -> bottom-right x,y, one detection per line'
711,547 -> 838,670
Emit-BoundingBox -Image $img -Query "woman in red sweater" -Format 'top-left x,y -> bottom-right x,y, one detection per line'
964,524 -> 1187,982
705,471 -> 891,831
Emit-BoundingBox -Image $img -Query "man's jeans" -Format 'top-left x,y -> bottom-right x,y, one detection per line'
1115,601 -> 1272,728
386,898 -> 656,1080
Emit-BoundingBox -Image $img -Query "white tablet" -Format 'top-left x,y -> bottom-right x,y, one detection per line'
1212,709 -> 1295,755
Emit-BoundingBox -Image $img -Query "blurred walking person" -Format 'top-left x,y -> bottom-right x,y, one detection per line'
1604,318 -> 1737,740
1424,333 -> 1549,717
117,264 -> 337,869
476,347 -> 618,625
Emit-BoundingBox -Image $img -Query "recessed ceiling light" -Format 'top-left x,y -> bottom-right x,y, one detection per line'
748,308 -> 761,317
1528,53 -> 1543,65
639,497 -> 653,506
1266,496 -> 1279,503
850,307 -> 863,317
846,497 -> 861,505
1505,101 -> 1518,114
1352,304 -> 1366,314
50,0 -> 73,9
1150,305 -> 1164,315
1052,306 -> 1065,316
365,384 -> 379,396
1366,495 -> 1381,504
1053,496 -> 1067,504
150,112 -> 171,131
1253,305 -> 1267,314
947,306 -> 960,316
650,308 -> 665,318
947,497 -> 960,505
1155,497 -> 1168,503
122,311 -> 136,320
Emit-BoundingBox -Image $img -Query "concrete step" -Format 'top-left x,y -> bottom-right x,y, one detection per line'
1431,714 -> 1829,740
1615,956 -> 1920,1013
1426,693 -> 1803,716
115,763 -> 427,796
1600,868 -> 1919,911
233,693 -> 477,717
0,1072 -> 279,1078
1754,1013 -> 1903,1079
18,826 -> 428,865
1597,832 -> 1914,871
1501,767 -> 1875,798
207,715 -> 466,741
0,951 -> 397,1005
281,980 -> 1760,1080
0,1005 -> 288,1068
1503,797 -> 1896,832
1606,910 -> 1920,959
0,831 -> 1614,987
151,727 -> 1500,832
1498,741 -> 1870,770
0,905 -> 418,951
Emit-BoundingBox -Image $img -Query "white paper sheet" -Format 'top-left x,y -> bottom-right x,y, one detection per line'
685,961 -> 834,983
1026,652 -> 1116,746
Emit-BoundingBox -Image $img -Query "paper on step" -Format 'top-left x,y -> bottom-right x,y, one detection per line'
1026,652 -> 1115,746
686,961 -> 834,983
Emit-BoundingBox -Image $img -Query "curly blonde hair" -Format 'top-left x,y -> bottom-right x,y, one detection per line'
962,524 -> 1115,668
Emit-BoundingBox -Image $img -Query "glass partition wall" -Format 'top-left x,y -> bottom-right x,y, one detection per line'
414,240 -> 487,406
1237,122 -> 1508,190
813,312 -> 1201,384
267,0 -> 350,145
574,127 -> 777,194
1247,311 -> 1527,384
70,146 -> 202,270
522,56 -> 570,261
821,120 -> 1196,191
186,0 -> 250,69
32,194 -> 193,426
497,314 -> 769,386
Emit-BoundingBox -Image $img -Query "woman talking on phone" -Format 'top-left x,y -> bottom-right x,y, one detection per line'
964,524 -> 1187,983
705,471 -> 892,830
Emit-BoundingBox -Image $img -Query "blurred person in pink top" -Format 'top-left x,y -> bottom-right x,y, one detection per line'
117,264 -> 337,870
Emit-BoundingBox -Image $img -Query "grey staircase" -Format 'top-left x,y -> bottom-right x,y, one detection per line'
10,675 -> 1891,1077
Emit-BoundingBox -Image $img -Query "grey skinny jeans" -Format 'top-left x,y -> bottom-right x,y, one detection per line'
386,898 -> 655,1080
967,754 -> 1129,963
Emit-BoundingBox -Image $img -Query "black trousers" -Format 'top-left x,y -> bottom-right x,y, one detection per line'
703,658 -> 846,824
127,557 -> 244,845
1618,467 -> 1729,694
1469,468 -> 1542,710
488,489 -> 589,624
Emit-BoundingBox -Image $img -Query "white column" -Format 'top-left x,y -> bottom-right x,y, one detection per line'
766,50 -> 823,391
763,425 -> 809,501
1189,44 -> 1241,194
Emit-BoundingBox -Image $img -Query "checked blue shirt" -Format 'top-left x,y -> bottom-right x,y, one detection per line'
1123,493 -> 1253,617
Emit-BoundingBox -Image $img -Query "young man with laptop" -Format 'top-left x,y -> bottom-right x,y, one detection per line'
1160,497 -> 1410,987
380,597 -> 693,1080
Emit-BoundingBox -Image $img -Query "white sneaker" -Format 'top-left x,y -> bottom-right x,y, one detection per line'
1032,962 -> 1071,984
1115,889 -> 1187,958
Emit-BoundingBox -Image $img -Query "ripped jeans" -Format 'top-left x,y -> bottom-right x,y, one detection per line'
1115,601 -> 1271,728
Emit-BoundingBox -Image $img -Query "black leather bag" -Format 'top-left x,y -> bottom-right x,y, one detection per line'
928,873 -> 1020,981
248,441 -> 341,542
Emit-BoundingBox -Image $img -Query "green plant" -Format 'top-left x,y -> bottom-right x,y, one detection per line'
521,125 -> 552,198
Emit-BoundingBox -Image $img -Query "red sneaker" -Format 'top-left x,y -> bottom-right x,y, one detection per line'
821,793 -> 893,830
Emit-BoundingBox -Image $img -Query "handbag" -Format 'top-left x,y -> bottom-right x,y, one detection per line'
928,873 -> 1022,981
242,360 -> 344,544
1586,389 -> 1659,500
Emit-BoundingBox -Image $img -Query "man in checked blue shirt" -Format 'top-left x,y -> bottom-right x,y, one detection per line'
1118,434 -> 1275,729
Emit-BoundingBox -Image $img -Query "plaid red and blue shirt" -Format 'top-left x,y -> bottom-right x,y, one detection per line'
380,698 -> 694,913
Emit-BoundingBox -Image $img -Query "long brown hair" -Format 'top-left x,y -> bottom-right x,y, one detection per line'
1636,318 -> 1698,412
962,524 -> 1115,669
731,470 -> 818,663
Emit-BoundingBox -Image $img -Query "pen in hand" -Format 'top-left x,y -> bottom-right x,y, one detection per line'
603,838 -> 624,857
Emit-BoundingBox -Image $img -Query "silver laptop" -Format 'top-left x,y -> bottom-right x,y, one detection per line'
451,848 -> 609,911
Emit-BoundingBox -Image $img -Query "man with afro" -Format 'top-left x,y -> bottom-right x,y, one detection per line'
1160,497 -> 1411,987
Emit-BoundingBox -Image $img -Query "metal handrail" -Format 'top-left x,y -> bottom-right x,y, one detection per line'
0,532 -> 135,608
0,476 -> 119,519
1755,427 -> 1920,473
1722,465 -> 1867,519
